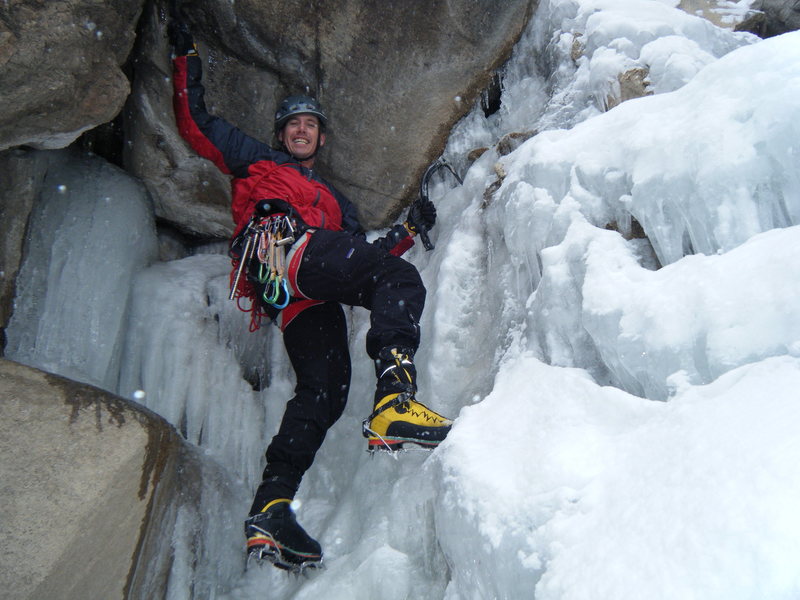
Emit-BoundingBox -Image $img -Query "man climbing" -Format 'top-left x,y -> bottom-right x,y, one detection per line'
169,16 -> 452,572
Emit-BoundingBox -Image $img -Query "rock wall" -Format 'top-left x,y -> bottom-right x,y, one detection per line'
0,358 -> 244,599
0,0 -> 143,150
1,0 -> 536,239
739,0 -> 800,37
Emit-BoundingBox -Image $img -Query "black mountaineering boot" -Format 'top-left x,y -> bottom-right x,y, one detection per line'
245,499 -> 323,572
363,347 -> 453,452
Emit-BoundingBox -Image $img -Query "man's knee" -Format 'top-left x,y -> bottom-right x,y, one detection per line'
383,254 -> 425,291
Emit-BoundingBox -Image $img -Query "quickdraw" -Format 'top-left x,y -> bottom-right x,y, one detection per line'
229,213 -> 296,309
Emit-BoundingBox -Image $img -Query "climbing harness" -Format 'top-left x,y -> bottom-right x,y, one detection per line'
229,212 -> 296,310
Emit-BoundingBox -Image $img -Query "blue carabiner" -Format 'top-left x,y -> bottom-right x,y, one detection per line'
273,278 -> 290,309
263,276 -> 290,309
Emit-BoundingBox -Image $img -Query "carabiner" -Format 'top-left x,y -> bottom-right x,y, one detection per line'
266,275 -> 281,304
257,262 -> 270,284
273,278 -> 290,309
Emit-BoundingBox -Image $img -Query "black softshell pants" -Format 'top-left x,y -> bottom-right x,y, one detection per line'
249,229 -> 426,513
294,228 -> 425,357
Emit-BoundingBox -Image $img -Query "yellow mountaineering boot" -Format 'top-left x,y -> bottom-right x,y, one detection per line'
363,392 -> 453,451
362,347 -> 453,451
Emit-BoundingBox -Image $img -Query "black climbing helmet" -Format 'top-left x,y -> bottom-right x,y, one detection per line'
274,95 -> 328,134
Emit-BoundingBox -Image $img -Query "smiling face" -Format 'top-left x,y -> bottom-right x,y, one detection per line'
277,114 -> 325,165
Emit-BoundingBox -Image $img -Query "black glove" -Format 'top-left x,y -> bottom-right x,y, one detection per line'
168,13 -> 196,56
406,197 -> 437,234
255,199 -> 293,217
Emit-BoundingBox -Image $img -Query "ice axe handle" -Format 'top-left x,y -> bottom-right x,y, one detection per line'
418,225 -> 434,251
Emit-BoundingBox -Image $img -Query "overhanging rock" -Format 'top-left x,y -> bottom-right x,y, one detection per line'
0,358 -> 245,599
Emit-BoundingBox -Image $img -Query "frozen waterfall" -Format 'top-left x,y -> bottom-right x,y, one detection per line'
7,0 -> 800,598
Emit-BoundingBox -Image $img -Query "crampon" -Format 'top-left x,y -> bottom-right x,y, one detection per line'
244,502 -> 323,576
246,531 -> 324,575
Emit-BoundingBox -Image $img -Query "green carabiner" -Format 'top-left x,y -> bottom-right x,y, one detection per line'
266,275 -> 280,304
257,262 -> 270,284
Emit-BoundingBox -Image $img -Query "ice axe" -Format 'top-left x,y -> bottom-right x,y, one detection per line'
415,158 -> 463,251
